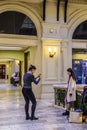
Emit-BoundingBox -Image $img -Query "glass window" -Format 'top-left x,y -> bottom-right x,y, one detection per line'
0,11 -> 37,36
73,21 -> 87,40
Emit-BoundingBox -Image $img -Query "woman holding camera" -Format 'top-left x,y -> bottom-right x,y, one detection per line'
22,65 -> 41,120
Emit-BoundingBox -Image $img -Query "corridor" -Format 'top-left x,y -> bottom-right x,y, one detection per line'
0,84 -> 87,130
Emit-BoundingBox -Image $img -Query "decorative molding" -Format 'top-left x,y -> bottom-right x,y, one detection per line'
68,10 -> 87,40
0,0 -> 44,4
61,0 -> 87,5
43,24 -> 60,39
68,0 -> 87,4
42,23 -> 69,40
0,34 -> 37,40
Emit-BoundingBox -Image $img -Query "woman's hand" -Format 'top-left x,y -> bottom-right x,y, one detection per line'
36,74 -> 42,79
38,74 -> 41,79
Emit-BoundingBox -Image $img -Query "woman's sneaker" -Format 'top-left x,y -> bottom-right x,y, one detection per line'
62,111 -> 69,116
26,116 -> 31,120
31,117 -> 39,120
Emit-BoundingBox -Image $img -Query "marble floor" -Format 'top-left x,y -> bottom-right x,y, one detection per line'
0,84 -> 87,130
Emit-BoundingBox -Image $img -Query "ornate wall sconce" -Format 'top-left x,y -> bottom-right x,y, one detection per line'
48,48 -> 57,58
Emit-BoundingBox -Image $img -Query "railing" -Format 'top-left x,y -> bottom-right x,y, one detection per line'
54,87 -> 87,115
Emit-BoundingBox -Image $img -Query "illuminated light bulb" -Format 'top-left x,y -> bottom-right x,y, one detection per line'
48,48 -> 52,52
54,48 -> 57,53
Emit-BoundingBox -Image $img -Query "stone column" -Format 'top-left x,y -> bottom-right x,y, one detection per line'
42,39 -> 61,96
60,41 -> 68,83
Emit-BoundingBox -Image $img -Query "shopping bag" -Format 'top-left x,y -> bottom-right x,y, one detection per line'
69,111 -> 83,123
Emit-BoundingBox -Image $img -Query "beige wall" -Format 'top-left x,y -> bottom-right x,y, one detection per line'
0,51 -> 24,61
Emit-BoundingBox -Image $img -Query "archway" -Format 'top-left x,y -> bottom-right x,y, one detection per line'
0,3 -> 42,98
68,12 -> 87,40
71,21 -> 87,84
72,21 -> 87,40
66,9 -> 87,79
0,3 -> 42,73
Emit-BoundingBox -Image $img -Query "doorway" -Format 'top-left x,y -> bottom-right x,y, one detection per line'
24,52 -> 29,73
0,64 -> 6,79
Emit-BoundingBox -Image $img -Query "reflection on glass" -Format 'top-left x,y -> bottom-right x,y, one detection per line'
0,11 -> 37,36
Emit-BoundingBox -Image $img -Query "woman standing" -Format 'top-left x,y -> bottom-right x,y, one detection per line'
62,68 -> 77,116
22,65 -> 41,120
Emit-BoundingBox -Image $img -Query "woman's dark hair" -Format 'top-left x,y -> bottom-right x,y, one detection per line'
29,65 -> 36,71
67,68 -> 77,81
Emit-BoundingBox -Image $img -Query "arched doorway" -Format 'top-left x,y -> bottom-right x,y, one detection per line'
0,10 -> 40,78
73,21 -> 87,40
0,4 -> 42,98
0,11 -> 38,74
72,21 -> 87,84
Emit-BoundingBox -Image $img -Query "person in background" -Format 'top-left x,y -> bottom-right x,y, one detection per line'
22,65 -> 41,120
11,72 -> 19,86
62,68 -> 77,116
84,73 -> 87,84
